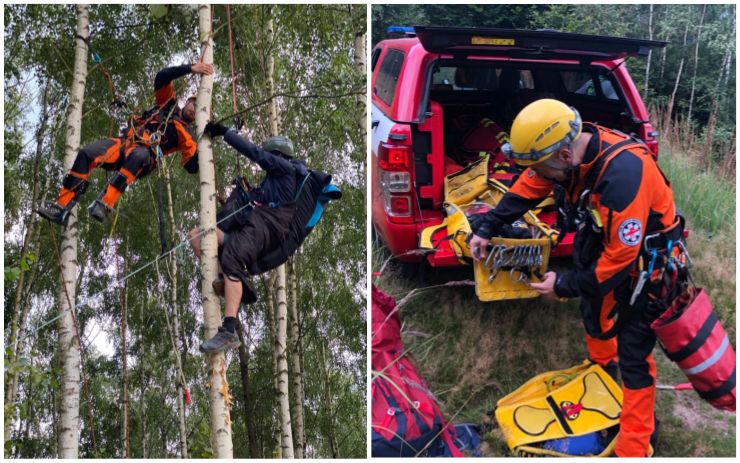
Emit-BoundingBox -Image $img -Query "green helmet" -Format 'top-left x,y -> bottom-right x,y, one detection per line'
262,136 -> 294,158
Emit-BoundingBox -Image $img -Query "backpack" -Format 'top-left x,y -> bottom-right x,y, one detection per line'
249,168 -> 341,274
371,286 -> 463,457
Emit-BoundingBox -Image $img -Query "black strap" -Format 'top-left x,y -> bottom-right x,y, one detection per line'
583,138 -> 638,190
666,312 -> 718,363
696,367 -> 736,400
546,395 -> 574,435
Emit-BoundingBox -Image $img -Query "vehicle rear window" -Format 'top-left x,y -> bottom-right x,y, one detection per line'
432,67 -> 535,91
562,71 -> 618,101
374,49 -> 404,106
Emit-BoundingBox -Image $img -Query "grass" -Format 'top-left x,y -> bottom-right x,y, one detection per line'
372,147 -> 736,457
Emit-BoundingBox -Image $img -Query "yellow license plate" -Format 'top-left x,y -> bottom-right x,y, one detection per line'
471,36 -> 515,46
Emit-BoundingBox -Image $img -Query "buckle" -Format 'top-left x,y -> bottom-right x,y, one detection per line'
643,232 -> 663,252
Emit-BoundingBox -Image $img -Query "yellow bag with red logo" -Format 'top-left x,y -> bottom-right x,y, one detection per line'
494,361 -> 624,457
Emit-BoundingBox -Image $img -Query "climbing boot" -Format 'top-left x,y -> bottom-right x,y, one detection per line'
212,274 -> 225,297
199,326 -> 241,354
88,199 -> 113,223
37,201 -> 74,226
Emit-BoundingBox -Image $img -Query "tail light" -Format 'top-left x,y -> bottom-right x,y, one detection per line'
380,171 -> 410,192
378,143 -> 410,170
384,194 -> 412,217
378,141 -> 414,222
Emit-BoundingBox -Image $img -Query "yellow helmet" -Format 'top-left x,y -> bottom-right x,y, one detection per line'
502,99 -> 582,166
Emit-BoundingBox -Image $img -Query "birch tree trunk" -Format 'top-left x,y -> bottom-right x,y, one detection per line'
665,20 -> 689,134
703,49 -> 731,164
57,5 -> 89,457
687,4 -> 706,126
643,4 -> 654,100
266,9 -> 295,457
196,4 -> 234,458
265,275 -> 282,457
119,232 -> 131,458
164,163 -> 189,458
5,82 -> 51,452
236,320 -> 260,458
354,27 -> 367,137
320,339 -> 339,458
289,259 -> 305,458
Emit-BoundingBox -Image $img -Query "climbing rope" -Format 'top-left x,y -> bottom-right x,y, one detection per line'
226,4 -> 241,175
25,198 -> 256,339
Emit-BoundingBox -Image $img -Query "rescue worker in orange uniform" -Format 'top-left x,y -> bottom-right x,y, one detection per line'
469,99 -> 682,457
37,62 -> 214,225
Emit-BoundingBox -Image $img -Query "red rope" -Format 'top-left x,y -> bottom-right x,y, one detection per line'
226,5 -> 241,175
226,5 -> 238,116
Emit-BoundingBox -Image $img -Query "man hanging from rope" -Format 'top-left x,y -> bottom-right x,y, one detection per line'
189,120 -> 305,353
37,62 -> 214,225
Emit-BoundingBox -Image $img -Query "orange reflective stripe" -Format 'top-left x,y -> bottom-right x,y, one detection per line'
119,167 -> 137,184
69,171 -> 89,181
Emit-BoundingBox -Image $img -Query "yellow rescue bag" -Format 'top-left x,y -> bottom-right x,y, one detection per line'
494,361 -> 622,457
420,155 -> 559,301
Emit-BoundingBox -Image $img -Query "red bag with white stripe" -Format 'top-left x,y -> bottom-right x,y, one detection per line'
651,287 -> 736,411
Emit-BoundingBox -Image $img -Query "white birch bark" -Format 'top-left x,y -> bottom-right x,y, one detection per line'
289,259 -> 305,458
57,5 -> 89,457
164,165 -> 189,458
354,28 -> 367,138
687,4 -> 706,125
196,4 -> 233,458
266,9 -> 295,457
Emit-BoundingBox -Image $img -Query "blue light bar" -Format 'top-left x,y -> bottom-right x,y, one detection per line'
387,26 -> 416,37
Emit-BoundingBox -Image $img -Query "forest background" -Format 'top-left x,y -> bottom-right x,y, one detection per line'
372,4 -> 735,457
4,4 -> 366,459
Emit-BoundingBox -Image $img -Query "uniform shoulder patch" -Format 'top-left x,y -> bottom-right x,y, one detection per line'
618,219 -> 642,246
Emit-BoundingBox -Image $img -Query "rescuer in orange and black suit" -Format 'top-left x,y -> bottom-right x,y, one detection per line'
469,99 -> 683,457
37,62 -> 213,225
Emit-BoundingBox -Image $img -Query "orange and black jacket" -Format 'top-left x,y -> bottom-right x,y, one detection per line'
133,65 -> 199,173
473,123 -> 677,303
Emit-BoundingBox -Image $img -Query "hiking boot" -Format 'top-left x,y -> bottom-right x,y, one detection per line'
199,326 -> 241,354
88,199 -> 113,223
37,201 -> 72,226
212,275 -> 225,297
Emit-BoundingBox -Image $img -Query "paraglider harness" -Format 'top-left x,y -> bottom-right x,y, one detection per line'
218,167 -> 341,275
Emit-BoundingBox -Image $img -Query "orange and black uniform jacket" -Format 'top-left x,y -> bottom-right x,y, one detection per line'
473,123 -> 676,330
140,64 -> 199,173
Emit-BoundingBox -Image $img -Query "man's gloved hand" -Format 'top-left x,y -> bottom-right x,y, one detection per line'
204,120 -> 229,138
233,115 -> 244,131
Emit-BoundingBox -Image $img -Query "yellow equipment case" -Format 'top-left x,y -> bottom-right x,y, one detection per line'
420,155 -> 559,301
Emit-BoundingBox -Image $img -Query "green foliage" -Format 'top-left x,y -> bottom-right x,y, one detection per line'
5,3 -> 365,459
372,4 -> 736,163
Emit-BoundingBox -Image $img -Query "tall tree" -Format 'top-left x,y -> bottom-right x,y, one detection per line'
4,81 -> 52,452
664,16 -> 690,132
266,8 -> 295,458
687,4 -> 707,125
288,258 -> 305,458
644,4 -> 654,100
195,4 -> 233,458
57,4 -> 89,458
